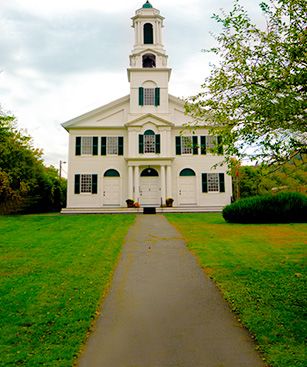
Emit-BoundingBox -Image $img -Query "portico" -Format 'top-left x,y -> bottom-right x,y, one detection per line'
127,159 -> 173,205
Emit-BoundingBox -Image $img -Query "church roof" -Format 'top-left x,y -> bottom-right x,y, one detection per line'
142,1 -> 153,8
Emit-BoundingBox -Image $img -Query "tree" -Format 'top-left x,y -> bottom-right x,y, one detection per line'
0,110 -> 66,213
185,0 -> 307,166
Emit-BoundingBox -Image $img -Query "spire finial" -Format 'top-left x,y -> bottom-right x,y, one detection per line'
143,1 -> 153,8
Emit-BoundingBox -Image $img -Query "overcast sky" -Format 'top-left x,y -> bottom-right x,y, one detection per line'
0,0 -> 264,170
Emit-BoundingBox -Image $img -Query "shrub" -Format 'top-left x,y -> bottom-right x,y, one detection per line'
223,192 -> 307,223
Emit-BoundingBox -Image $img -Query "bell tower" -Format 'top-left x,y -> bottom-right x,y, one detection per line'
128,1 -> 172,115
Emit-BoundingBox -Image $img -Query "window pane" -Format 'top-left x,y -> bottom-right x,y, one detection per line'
144,134 -> 156,153
206,136 -> 217,151
207,173 -> 219,192
144,88 -> 155,105
81,174 -> 92,193
107,137 -> 118,155
181,136 -> 192,154
81,137 -> 93,155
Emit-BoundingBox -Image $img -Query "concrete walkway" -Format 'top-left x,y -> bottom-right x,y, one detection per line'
78,215 -> 265,367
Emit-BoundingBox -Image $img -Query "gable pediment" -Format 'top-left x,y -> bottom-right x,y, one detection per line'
62,95 -> 130,130
125,113 -> 174,128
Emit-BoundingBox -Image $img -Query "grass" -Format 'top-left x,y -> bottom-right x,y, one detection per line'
166,213 -> 307,367
0,214 -> 135,367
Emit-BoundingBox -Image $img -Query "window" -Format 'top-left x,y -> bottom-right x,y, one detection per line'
144,134 -> 155,153
74,174 -> 98,194
207,173 -> 219,192
75,137 -> 98,156
139,130 -> 160,154
107,137 -> 118,155
101,137 -> 124,156
176,136 -> 198,155
200,135 -> 223,155
139,87 -> 160,106
202,173 -> 225,193
144,23 -> 153,44
144,88 -> 155,105
207,136 -> 218,151
81,174 -> 92,193
181,136 -> 193,154
104,169 -> 120,177
180,168 -> 196,176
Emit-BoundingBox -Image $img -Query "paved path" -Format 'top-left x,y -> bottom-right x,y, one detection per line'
78,215 -> 265,367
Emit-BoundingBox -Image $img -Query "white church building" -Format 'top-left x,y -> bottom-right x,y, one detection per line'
61,1 -> 232,213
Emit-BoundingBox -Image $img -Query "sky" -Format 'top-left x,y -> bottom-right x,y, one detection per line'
0,0 -> 264,171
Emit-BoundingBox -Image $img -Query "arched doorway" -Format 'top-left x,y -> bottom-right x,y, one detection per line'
140,168 -> 160,206
178,168 -> 197,205
103,169 -> 120,206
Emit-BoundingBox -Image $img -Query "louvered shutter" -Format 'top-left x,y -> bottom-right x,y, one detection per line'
118,137 -> 124,156
101,137 -> 107,156
155,134 -> 160,153
92,174 -> 98,194
176,136 -> 181,155
200,136 -> 206,155
155,87 -> 160,106
193,136 -> 198,155
139,87 -> 144,106
75,137 -> 81,156
74,174 -> 80,194
219,173 -> 225,192
92,137 -> 98,155
202,173 -> 208,193
217,136 -> 223,155
139,135 -> 144,154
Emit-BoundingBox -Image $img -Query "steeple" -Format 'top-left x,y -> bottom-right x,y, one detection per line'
128,3 -> 171,114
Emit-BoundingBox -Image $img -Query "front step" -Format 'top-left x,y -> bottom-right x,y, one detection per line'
61,206 -> 223,214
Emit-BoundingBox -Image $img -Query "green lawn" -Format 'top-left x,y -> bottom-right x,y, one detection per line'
166,213 -> 306,367
0,214 -> 135,367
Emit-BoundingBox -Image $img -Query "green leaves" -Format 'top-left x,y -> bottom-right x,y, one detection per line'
186,0 -> 307,166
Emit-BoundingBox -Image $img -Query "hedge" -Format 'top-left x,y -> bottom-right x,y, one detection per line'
223,192 -> 307,223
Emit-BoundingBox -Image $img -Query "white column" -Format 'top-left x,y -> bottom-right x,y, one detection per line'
134,166 -> 140,202
166,165 -> 172,199
138,22 -> 142,44
128,166 -> 133,200
161,165 -> 166,205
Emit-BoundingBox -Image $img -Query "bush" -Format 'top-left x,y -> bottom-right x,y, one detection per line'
223,192 -> 307,223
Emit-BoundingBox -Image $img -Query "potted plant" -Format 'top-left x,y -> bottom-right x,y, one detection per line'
166,198 -> 174,207
126,199 -> 134,208
133,202 -> 140,208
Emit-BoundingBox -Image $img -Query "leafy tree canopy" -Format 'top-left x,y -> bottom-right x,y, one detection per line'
0,109 -> 66,213
186,0 -> 306,166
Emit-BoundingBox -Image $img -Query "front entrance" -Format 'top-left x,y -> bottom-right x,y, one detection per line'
140,168 -> 160,206
103,169 -> 120,206
178,168 -> 197,205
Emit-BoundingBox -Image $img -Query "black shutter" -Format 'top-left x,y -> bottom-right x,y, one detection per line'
101,137 -> 107,156
155,87 -> 160,106
92,137 -> 98,155
139,134 -> 144,154
176,136 -> 181,155
74,174 -> 80,194
75,137 -> 81,156
155,134 -> 160,153
139,87 -> 144,106
202,173 -> 208,193
118,137 -> 124,156
193,136 -> 198,155
219,173 -> 225,192
200,136 -> 207,155
217,136 -> 223,155
92,174 -> 98,194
